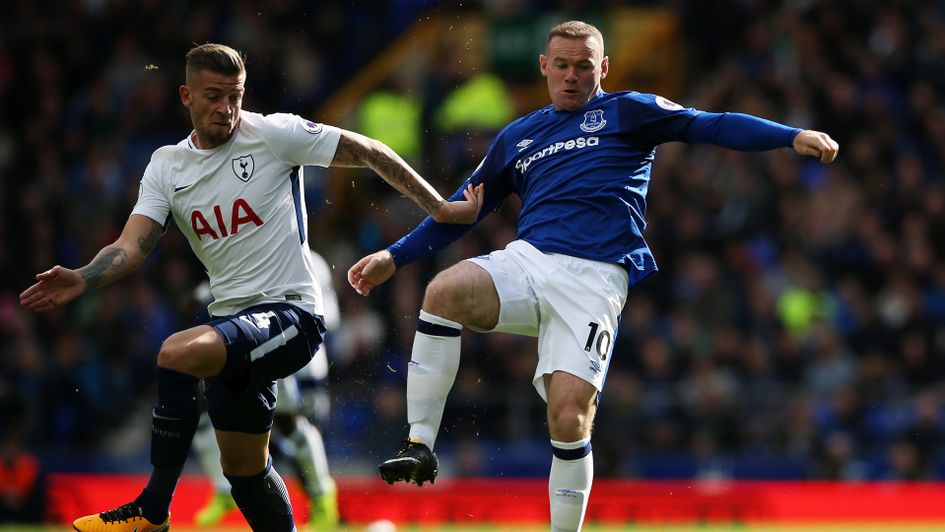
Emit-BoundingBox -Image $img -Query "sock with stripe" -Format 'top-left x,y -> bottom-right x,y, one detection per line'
226,457 -> 296,531
406,309 -> 462,449
549,437 -> 593,532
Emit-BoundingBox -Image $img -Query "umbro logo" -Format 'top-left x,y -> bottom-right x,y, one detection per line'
515,138 -> 534,151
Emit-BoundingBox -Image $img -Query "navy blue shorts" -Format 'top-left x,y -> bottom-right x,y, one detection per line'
204,303 -> 325,433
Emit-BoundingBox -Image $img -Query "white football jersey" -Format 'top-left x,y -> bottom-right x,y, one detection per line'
131,111 -> 341,317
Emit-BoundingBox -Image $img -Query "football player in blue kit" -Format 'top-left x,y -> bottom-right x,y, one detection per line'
348,20 -> 838,532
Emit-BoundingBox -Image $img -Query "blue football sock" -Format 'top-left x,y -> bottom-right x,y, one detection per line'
138,367 -> 200,523
226,457 -> 296,532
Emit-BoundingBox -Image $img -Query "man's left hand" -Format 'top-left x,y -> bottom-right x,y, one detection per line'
431,183 -> 485,224
793,130 -> 840,163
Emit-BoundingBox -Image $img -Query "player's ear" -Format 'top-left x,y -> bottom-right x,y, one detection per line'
600,55 -> 609,79
180,84 -> 191,108
539,54 -> 548,78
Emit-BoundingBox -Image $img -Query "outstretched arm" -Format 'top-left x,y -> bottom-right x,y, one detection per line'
684,112 -> 839,162
19,214 -> 164,312
331,129 -> 484,223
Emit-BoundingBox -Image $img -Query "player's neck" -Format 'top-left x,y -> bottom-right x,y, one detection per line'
191,131 -> 225,150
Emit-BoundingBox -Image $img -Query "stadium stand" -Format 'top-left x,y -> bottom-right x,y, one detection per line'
2,0 -> 945,524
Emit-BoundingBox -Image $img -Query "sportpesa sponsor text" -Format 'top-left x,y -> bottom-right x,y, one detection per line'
515,136 -> 599,173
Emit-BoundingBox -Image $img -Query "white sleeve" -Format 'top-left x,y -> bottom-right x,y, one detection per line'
130,158 -> 171,227
264,113 -> 342,168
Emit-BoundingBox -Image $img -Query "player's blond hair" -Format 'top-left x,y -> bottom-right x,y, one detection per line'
546,20 -> 605,51
185,43 -> 245,81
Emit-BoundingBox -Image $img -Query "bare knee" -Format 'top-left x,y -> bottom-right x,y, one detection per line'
421,263 -> 499,329
157,337 -> 195,374
422,272 -> 462,319
548,402 -> 594,442
545,372 -> 598,441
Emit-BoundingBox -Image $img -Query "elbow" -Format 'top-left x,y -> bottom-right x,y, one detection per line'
364,138 -> 391,167
127,251 -> 147,271
112,241 -> 147,271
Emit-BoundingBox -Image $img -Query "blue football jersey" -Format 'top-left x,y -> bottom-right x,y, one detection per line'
388,90 -> 800,287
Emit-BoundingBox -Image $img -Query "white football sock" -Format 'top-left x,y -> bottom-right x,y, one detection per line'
549,437 -> 593,532
406,309 -> 462,450
287,416 -> 334,495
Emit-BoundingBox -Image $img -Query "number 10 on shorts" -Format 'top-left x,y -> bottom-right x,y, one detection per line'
584,322 -> 612,359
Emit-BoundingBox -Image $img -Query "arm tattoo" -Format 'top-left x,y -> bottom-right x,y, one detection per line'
137,219 -> 163,255
330,134 -> 364,167
332,134 -> 441,214
79,247 -> 128,289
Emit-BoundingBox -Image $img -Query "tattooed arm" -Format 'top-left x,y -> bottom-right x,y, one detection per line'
19,214 -> 164,312
330,130 -> 483,224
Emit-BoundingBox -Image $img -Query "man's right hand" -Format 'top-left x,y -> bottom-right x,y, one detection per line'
348,250 -> 396,296
19,266 -> 87,312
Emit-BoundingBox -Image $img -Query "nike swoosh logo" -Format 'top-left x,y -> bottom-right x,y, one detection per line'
174,183 -> 194,192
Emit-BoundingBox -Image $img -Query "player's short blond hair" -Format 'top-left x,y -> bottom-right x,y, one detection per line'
185,43 -> 245,81
546,20 -> 605,52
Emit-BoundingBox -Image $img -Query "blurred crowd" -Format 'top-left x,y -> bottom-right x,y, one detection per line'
2,1 -> 945,506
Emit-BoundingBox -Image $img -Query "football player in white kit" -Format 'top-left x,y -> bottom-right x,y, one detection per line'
20,43 -> 483,532
191,249 -> 341,529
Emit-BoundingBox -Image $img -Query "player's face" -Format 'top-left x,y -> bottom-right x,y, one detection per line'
540,36 -> 608,111
180,69 -> 245,149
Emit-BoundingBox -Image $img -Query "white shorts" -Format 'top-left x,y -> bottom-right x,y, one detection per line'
467,240 -> 629,401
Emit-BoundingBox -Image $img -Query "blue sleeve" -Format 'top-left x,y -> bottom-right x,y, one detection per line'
386,144 -> 513,268
683,112 -> 802,150
618,93 -> 702,144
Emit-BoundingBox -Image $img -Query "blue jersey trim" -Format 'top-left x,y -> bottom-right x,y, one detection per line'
552,441 -> 593,460
416,318 -> 462,337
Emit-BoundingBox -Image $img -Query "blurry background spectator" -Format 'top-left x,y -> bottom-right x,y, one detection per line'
0,421 -> 44,523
